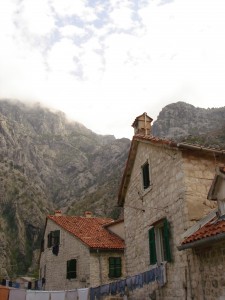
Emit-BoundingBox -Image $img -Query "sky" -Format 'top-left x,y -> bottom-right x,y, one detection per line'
0,0 -> 225,139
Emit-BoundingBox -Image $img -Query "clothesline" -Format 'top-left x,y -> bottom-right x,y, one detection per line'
0,264 -> 165,300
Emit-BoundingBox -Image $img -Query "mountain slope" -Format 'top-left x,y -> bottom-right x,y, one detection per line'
0,100 -> 130,277
1,99 -> 225,278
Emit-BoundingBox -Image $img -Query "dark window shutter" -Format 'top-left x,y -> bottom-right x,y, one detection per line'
163,219 -> 172,262
149,227 -> 157,265
115,257 -> 122,277
109,257 -> 121,278
53,230 -> 60,245
67,259 -> 76,279
109,257 -> 115,278
142,163 -> 150,189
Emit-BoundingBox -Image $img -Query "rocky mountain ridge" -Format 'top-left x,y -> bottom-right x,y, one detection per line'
152,101 -> 225,148
0,100 -> 130,277
0,99 -> 224,278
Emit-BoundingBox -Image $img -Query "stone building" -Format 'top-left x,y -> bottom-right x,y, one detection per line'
178,166 -> 225,299
39,211 -> 125,291
118,113 -> 225,299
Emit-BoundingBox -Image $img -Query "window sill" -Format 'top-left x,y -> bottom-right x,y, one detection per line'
67,278 -> 77,281
142,185 -> 152,197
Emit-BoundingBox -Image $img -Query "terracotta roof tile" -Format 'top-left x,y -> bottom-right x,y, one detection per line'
182,217 -> 225,245
48,215 -> 125,250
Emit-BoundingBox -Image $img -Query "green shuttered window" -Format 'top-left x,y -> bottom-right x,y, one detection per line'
109,257 -> 122,278
67,259 -> 77,279
149,218 -> 172,264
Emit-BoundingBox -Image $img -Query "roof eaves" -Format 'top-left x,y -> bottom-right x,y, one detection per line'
178,232 -> 225,251
118,138 -> 139,206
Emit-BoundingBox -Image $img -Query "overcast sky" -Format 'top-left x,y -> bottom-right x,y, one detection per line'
0,0 -> 225,139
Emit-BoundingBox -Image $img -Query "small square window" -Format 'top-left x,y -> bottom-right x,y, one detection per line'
67,259 -> 77,279
142,162 -> 150,189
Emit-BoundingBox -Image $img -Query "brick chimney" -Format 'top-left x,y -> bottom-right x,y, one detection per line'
84,211 -> 92,218
54,210 -> 62,216
132,112 -> 153,136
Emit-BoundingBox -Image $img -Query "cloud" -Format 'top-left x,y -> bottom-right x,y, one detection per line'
0,0 -> 225,138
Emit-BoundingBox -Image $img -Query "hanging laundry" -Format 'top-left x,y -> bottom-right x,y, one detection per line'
65,290 -> 78,300
0,286 -> 10,300
26,290 -> 50,300
12,282 -> 20,288
117,279 -> 126,296
50,291 -> 65,300
9,288 -> 26,300
1,279 -> 6,286
125,277 -> 134,292
52,245 -> 59,255
109,281 -> 118,295
90,286 -> 100,300
100,284 -> 110,297
77,288 -> 89,300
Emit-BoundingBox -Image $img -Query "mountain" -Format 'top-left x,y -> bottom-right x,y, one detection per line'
1,99 -> 225,278
0,99 -> 130,278
152,101 -> 225,148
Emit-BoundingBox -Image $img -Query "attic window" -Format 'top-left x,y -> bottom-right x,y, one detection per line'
142,162 -> 150,190
47,230 -> 60,248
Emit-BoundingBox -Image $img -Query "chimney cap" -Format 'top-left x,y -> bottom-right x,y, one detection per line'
132,112 -> 153,136
84,211 -> 92,218
54,210 -> 62,216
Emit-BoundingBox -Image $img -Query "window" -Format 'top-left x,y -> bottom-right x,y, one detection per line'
67,259 -> 77,279
142,162 -> 150,189
149,219 -> 171,265
108,257 -> 122,278
47,230 -> 60,248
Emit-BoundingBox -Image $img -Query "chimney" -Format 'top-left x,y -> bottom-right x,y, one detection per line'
54,210 -> 62,216
84,211 -> 92,218
132,112 -> 153,136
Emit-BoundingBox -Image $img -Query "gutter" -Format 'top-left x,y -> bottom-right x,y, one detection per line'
178,232 -> 225,251
177,143 -> 225,155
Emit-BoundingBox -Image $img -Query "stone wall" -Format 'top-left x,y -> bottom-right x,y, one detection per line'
39,219 -> 91,291
190,241 -> 225,300
90,251 -> 125,287
182,152 -> 217,223
39,220 -> 125,291
122,142 -> 222,299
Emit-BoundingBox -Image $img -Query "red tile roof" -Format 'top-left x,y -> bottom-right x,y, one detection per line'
182,216 -> 225,246
48,215 -> 125,250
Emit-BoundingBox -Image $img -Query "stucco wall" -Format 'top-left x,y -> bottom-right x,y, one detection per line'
122,142 -> 221,299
